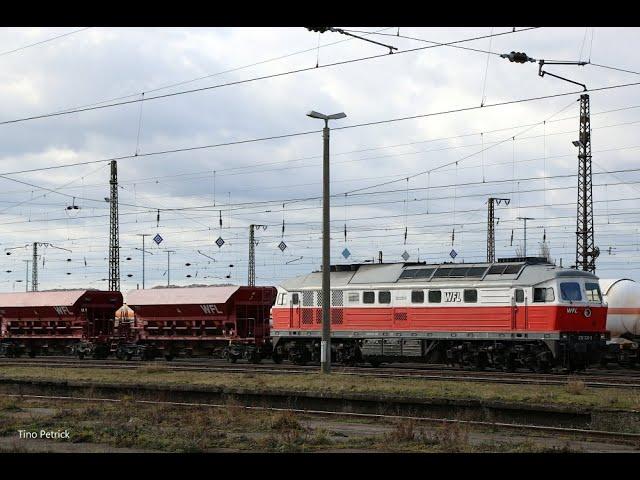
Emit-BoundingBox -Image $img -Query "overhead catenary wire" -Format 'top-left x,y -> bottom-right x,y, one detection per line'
0,27 -> 91,58
1,79 -> 640,180
0,28 -> 538,127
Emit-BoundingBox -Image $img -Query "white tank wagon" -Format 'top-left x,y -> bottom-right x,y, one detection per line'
600,278 -> 640,366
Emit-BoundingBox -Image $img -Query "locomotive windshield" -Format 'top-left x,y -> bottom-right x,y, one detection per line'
560,282 -> 582,302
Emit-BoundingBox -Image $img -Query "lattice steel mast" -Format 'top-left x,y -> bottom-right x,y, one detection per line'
575,94 -> 598,272
32,242 -> 38,291
248,224 -> 266,286
486,197 -> 510,263
109,160 -> 120,291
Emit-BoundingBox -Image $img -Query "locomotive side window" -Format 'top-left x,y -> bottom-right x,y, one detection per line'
463,289 -> 477,303
291,293 -> 299,305
533,287 -> 555,303
277,293 -> 287,305
347,292 -> 360,303
515,289 -> 525,303
428,290 -> 441,303
363,291 -> 375,304
378,291 -> 391,304
585,283 -> 602,302
560,282 -> 582,301
411,290 -> 424,303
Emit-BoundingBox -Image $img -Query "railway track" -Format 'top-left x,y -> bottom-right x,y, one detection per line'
2,392 -> 639,445
3,356 -> 640,389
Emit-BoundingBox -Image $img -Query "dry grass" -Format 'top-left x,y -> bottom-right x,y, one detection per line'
0,365 -> 639,411
566,379 -> 586,395
385,419 -> 470,451
136,364 -> 170,374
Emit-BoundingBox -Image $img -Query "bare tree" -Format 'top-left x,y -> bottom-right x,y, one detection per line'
538,241 -> 553,262
514,244 -> 524,257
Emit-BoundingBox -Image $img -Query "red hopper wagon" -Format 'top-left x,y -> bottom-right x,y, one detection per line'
0,290 -> 123,358
123,285 -> 277,361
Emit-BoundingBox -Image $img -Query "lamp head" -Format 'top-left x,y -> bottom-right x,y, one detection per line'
307,110 -> 327,120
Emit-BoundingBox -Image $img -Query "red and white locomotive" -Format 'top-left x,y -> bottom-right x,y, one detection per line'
271,257 -> 608,371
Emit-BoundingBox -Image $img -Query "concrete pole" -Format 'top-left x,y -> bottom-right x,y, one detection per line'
322,121 -> 331,374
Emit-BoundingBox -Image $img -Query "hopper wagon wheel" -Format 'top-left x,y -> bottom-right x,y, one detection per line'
78,352 -> 85,360
28,351 -> 36,358
164,353 -> 175,361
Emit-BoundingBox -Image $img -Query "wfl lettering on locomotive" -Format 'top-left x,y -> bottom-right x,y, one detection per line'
270,256 -> 608,372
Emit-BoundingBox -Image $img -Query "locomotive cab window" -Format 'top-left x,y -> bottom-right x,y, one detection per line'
515,289 -> 525,303
585,283 -> 602,302
277,293 -> 287,305
560,282 -> 582,302
533,287 -> 555,303
378,291 -> 391,304
411,290 -> 424,303
463,289 -> 477,303
428,290 -> 441,303
291,293 -> 299,305
363,291 -> 375,304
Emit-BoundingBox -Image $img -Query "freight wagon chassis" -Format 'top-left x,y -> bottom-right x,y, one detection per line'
117,339 -> 274,363
0,339 -> 109,358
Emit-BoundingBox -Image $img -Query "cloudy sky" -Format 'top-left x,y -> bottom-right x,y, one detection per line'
0,26 -> 638,292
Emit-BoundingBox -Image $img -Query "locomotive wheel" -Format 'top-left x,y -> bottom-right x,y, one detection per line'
78,352 -> 85,360
164,354 -> 175,361
227,355 -> 238,363
126,353 -> 133,361
272,352 -> 283,364
369,360 -> 381,368
28,351 -> 36,358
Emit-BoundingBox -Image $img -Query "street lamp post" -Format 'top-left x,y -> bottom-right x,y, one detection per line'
306,110 -> 347,374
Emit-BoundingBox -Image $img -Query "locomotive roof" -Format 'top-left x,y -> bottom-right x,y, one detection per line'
0,290 -> 115,308
279,261 -> 600,290
125,285 -> 241,306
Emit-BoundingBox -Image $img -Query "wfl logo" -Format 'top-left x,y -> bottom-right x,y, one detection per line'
444,291 -> 462,303
200,304 -> 222,315
566,307 -> 577,314
54,306 -> 72,316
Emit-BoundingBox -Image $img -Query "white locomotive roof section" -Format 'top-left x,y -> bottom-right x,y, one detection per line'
513,264 -> 599,286
125,286 -> 240,306
277,261 -> 602,291
349,263 -> 405,284
279,270 -> 356,290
